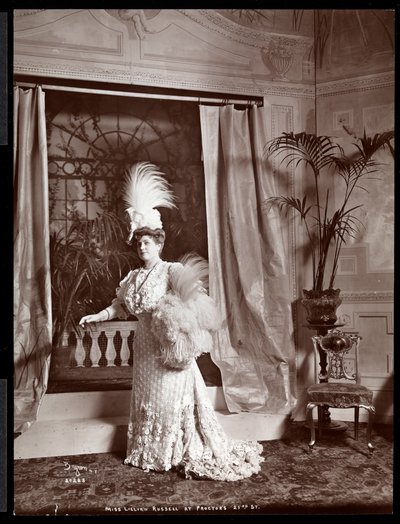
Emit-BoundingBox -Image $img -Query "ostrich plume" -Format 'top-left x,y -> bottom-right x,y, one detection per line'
151,253 -> 222,369
170,253 -> 210,302
123,162 -> 176,243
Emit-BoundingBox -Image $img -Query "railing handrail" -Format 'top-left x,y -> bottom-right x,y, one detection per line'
77,319 -> 139,336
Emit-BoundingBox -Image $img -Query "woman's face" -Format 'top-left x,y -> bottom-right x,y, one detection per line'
136,235 -> 161,264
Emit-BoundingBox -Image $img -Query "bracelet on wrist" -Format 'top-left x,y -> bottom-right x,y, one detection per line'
104,309 -> 110,321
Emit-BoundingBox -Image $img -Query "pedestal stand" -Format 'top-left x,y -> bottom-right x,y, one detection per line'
305,323 -> 347,432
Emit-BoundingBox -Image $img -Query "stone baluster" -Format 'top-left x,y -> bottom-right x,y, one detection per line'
103,325 -> 116,367
60,331 -> 75,368
61,331 -> 69,347
75,331 -> 86,368
89,330 -> 102,367
120,329 -> 131,366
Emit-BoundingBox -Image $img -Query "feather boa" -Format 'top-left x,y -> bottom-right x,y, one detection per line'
152,254 -> 221,370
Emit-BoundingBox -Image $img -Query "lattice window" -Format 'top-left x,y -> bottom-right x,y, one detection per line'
46,91 -> 208,259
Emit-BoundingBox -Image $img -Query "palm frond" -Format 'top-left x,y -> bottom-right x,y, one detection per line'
266,195 -> 313,219
356,130 -> 395,159
263,129 -> 394,291
266,132 -> 339,174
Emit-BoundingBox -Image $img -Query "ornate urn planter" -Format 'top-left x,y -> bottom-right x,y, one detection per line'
261,39 -> 294,81
301,288 -> 342,326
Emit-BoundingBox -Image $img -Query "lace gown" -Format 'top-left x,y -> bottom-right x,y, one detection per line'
108,260 -> 264,481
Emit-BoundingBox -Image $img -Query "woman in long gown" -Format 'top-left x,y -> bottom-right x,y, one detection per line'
79,163 -> 264,481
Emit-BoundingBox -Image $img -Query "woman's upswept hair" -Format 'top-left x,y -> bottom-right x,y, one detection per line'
133,227 -> 166,247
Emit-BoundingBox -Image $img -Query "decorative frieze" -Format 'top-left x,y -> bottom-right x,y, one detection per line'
14,59 -> 315,99
317,72 -> 394,97
14,10 -> 45,17
340,291 -> 393,304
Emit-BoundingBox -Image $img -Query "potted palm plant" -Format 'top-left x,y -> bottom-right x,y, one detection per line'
264,130 -> 394,325
50,211 -> 138,350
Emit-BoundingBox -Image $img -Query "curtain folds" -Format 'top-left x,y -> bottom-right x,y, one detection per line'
200,104 -> 296,414
14,86 -> 52,434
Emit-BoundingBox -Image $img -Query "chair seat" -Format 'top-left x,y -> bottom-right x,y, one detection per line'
307,382 -> 373,408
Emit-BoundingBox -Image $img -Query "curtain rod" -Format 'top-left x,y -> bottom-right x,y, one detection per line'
15,81 -> 263,106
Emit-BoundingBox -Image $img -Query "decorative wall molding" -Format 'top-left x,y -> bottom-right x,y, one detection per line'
14,59 -> 315,99
14,10 -> 393,101
317,72 -> 394,97
271,104 -> 296,301
340,291 -> 393,304
14,9 -> 315,99
178,10 -> 312,85
337,255 -> 357,276
262,84 -> 314,99
178,9 -> 312,53
270,103 -> 299,358
363,103 -> 394,136
18,38 -> 124,57
139,26 -> 252,71
14,60 -> 132,83
271,104 -> 294,146
335,243 -> 393,277
355,311 -> 393,336
14,10 -> 45,17
337,306 -> 393,379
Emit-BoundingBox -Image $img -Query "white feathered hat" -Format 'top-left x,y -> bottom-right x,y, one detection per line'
123,162 -> 176,244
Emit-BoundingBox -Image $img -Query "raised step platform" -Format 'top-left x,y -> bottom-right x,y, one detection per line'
14,388 -> 289,459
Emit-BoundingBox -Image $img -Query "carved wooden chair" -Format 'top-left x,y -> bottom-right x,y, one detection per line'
306,329 -> 375,455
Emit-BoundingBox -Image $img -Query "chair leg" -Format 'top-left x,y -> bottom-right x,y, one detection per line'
306,403 -> 317,453
317,405 -> 323,439
364,405 -> 376,456
354,406 -> 359,440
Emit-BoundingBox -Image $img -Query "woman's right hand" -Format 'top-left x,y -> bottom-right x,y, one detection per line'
79,314 -> 100,328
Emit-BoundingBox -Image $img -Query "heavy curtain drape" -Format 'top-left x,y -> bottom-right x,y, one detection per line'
200,104 -> 296,414
14,86 -> 52,433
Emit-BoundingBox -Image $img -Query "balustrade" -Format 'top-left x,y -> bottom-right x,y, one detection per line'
71,321 -> 138,368
47,319 -> 221,392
